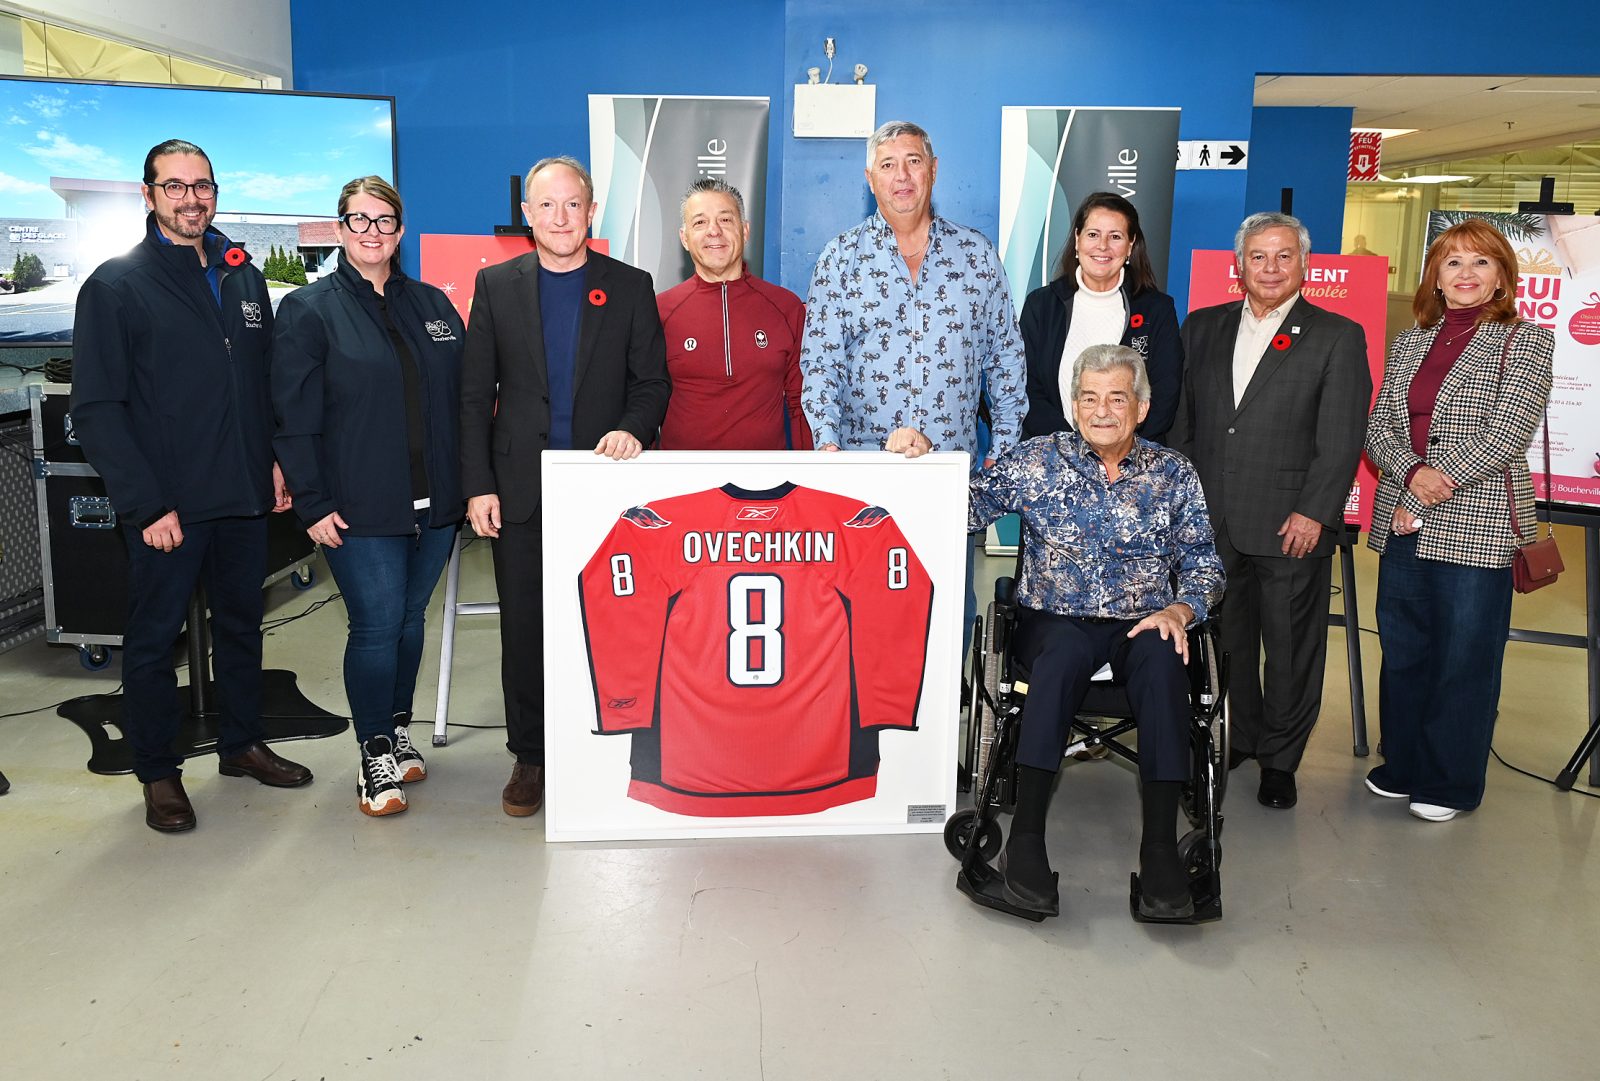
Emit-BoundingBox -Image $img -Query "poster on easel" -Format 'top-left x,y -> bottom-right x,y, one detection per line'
1426,211 -> 1600,513
1186,251 -> 1390,531
542,451 -> 967,842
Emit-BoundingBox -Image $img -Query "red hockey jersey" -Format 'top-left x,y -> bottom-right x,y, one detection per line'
578,482 -> 933,817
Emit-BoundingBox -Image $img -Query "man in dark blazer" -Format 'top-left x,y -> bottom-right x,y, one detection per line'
1169,212 -> 1370,810
460,156 -> 669,817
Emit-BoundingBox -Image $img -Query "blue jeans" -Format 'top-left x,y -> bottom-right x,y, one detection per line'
322,513 -> 459,743
1372,531 -> 1513,810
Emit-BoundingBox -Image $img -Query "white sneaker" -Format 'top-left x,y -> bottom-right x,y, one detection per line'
392,714 -> 426,783
358,735 -> 407,817
1408,801 -> 1458,822
1365,776 -> 1407,799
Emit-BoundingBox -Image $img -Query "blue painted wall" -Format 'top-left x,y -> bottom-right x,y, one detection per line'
1245,107 -> 1356,254
291,0 -> 1598,309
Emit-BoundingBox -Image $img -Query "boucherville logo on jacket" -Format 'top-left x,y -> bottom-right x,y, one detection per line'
424,320 -> 456,342
579,483 -> 933,818
240,301 -> 262,328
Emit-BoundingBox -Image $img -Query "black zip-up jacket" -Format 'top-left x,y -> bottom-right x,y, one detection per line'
1018,275 -> 1184,444
71,215 -> 275,529
271,255 -> 465,535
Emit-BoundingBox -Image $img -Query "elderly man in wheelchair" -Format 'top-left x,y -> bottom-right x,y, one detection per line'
963,343 -> 1225,922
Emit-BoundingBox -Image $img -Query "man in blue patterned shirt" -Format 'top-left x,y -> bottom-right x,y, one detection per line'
969,343 -> 1224,920
801,120 -> 1026,461
801,119 -> 1027,634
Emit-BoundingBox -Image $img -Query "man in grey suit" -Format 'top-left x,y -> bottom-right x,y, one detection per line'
1169,212 -> 1370,810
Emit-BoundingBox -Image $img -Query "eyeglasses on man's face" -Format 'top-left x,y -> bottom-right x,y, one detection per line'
153,179 -> 218,200
340,212 -> 401,235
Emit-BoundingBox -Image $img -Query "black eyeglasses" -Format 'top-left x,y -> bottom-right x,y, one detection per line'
340,212 -> 401,235
154,179 -> 218,200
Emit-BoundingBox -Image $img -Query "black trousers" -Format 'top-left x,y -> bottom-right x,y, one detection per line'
1213,520 -> 1333,772
120,516 -> 267,783
1012,610 -> 1190,782
490,516 -> 544,764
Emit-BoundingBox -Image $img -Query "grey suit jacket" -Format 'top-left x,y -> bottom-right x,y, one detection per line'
1169,296 -> 1371,558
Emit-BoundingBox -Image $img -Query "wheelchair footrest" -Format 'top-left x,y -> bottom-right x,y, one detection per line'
957,860 -> 1058,922
1129,871 -> 1222,925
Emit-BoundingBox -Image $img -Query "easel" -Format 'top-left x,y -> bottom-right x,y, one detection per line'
1328,524 -> 1370,756
1529,515 -> 1600,789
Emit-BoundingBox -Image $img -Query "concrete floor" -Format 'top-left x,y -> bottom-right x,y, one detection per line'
1,528 -> 1595,1080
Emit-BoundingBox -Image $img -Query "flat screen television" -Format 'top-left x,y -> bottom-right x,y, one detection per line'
0,75 -> 397,345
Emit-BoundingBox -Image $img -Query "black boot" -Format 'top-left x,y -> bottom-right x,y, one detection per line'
1138,780 -> 1193,919
1001,765 -> 1058,910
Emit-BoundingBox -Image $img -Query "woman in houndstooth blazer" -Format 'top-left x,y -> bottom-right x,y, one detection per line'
1364,219 -> 1554,822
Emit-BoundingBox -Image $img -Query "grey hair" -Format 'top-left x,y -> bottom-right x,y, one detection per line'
1071,343 -> 1151,404
524,155 -> 595,205
1234,211 -> 1311,266
679,177 -> 746,224
865,120 -> 933,167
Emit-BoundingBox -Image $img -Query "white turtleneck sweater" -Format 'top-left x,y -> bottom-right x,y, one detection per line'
1057,267 -> 1126,416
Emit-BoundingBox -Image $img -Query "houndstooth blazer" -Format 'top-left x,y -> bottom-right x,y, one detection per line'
1365,319 -> 1554,569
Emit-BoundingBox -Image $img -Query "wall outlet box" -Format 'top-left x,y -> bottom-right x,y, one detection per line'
793,83 -> 876,139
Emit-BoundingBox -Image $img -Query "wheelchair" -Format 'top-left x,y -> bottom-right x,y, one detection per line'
946,574 -> 1230,924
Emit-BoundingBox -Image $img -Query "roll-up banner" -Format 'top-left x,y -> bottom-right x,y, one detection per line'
998,106 -> 1181,309
1426,211 -> 1600,514
589,95 -> 770,289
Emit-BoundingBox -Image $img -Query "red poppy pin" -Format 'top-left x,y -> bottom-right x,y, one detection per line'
589,288 -> 607,306
1271,333 -> 1292,351
1129,313 -> 1144,328
223,247 -> 247,267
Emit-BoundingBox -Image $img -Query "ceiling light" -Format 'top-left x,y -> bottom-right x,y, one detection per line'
1353,127 -> 1418,139
1378,173 -> 1472,184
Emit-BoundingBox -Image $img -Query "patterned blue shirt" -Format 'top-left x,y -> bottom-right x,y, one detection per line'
800,212 -> 1027,461
969,431 -> 1224,622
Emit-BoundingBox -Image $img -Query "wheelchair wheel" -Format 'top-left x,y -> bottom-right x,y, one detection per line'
1178,826 -> 1220,876
944,808 -> 1002,862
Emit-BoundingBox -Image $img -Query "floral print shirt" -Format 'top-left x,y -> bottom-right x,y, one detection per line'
969,431 -> 1224,621
800,212 -> 1027,461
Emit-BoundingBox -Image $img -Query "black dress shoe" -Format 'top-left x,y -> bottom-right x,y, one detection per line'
218,741 -> 313,788
998,831 -> 1058,911
1258,767 -> 1297,809
1228,746 -> 1251,771
144,776 -> 196,833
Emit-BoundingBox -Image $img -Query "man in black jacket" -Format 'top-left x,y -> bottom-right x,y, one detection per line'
72,139 -> 312,833
460,156 -> 669,817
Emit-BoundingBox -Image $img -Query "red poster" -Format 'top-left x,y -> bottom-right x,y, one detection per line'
418,235 -> 610,324
1187,251 -> 1389,531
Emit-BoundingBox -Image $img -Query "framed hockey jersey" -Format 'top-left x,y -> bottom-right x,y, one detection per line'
579,482 -> 933,817
542,451 -> 967,841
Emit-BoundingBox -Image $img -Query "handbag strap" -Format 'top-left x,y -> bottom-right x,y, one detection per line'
1496,322 -> 1553,545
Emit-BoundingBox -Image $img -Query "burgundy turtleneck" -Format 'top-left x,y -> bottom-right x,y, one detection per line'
1408,303 -> 1486,465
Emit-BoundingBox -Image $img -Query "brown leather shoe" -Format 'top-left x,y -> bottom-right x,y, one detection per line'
218,741 -> 313,788
144,776 -> 196,833
502,762 -> 544,816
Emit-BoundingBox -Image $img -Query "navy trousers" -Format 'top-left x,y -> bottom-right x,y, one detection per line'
120,515 -> 268,782
1012,610 -> 1191,782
